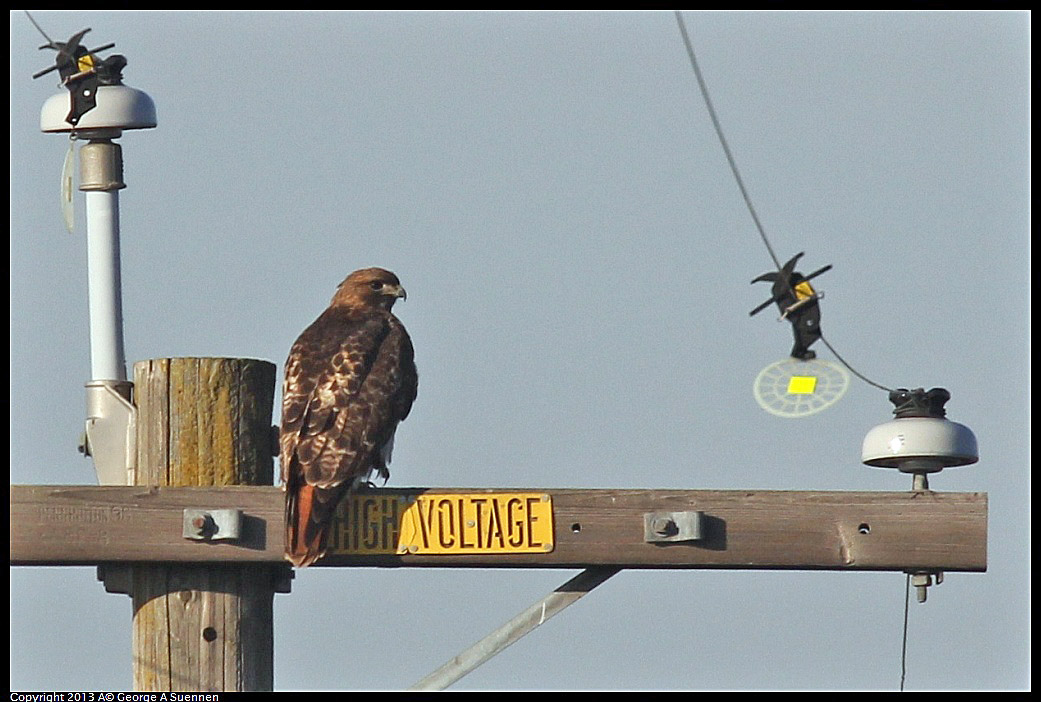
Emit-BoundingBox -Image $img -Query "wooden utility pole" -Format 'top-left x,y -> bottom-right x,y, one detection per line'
98,357 -> 285,692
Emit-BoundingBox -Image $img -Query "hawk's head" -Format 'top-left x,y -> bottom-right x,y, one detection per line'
332,267 -> 407,311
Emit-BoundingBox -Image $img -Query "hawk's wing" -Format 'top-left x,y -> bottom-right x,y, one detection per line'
281,309 -> 417,567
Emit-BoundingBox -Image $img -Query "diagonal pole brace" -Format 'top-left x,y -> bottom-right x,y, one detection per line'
409,567 -> 620,691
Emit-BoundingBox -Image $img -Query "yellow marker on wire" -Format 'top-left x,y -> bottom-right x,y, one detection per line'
787,375 -> 818,395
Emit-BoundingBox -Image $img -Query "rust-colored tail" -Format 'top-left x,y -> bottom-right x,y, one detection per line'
285,483 -> 328,568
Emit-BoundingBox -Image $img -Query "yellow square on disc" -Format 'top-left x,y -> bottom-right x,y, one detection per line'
787,375 -> 818,394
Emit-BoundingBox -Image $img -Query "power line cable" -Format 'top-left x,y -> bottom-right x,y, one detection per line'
819,332 -> 893,393
24,10 -> 54,45
673,11 -> 893,394
901,573 -> 911,691
673,10 -> 781,271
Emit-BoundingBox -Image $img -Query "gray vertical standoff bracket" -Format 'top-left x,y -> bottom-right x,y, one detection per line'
80,380 -> 136,485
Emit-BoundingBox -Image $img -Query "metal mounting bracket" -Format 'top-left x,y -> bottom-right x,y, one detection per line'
182,508 -> 243,541
909,570 -> 945,603
80,380 -> 136,485
644,511 -> 705,543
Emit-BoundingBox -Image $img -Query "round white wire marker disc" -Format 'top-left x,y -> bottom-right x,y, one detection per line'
754,357 -> 850,418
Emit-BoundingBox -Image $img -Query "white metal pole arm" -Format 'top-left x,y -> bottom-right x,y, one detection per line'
79,136 -> 135,485
409,567 -> 620,691
84,185 -> 127,382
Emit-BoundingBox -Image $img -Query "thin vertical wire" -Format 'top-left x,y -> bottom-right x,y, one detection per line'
900,573 -> 911,691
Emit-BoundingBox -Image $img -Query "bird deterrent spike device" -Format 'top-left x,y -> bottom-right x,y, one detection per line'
750,252 -> 832,361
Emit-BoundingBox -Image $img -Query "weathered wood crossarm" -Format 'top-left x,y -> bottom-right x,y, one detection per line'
9,485 -> 987,572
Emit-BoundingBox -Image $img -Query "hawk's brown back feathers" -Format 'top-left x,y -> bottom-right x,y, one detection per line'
281,268 -> 418,567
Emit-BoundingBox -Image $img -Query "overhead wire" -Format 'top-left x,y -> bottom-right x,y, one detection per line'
900,573 -> 911,691
673,11 -> 781,272
24,10 -> 54,45
673,10 -> 893,394
819,333 -> 893,393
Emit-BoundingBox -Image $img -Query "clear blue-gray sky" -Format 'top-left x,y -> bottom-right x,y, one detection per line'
10,10 -> 1029,691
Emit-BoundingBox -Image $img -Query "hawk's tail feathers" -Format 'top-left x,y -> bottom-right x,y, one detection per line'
285,483 -> 328,568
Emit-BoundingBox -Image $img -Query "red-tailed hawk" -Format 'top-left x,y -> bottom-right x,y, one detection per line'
281,267 -> 418,567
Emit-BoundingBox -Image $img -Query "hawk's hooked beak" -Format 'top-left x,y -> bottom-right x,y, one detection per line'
390,284 -> 407,301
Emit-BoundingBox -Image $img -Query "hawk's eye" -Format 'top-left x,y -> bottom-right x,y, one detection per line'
369,281 -> 384,290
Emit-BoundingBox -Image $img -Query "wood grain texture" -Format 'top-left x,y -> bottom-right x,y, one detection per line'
127,358 -> 279,692
11,485 -> 987,572
134,358 -> 275,487
130,564 -> 277,691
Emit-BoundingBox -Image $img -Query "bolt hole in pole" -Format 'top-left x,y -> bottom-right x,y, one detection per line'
858,523 -> 871,534
202,627 -> 218,643
570,523 -> 581,533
